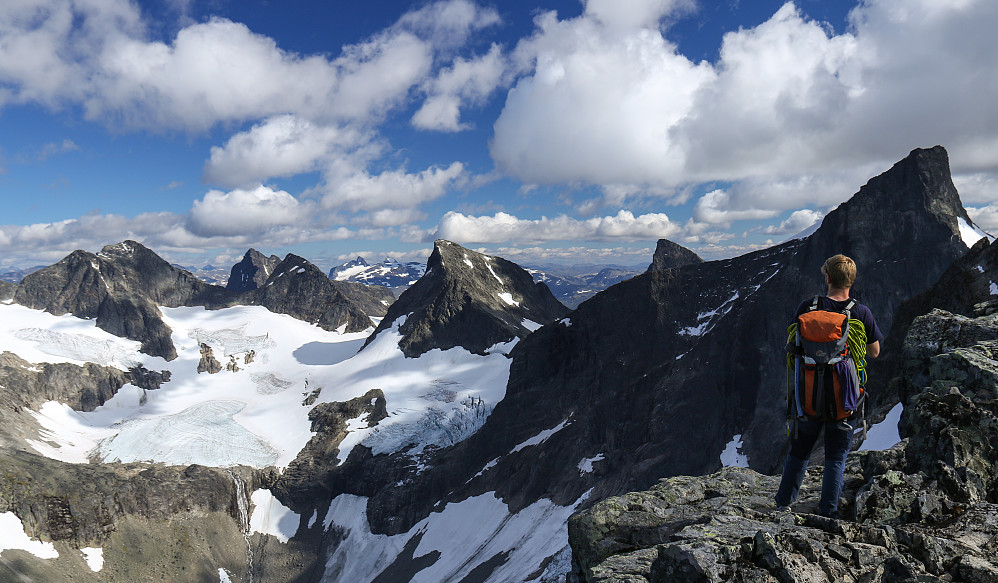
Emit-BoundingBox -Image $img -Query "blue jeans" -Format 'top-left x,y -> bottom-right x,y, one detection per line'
774,418 -> 853,518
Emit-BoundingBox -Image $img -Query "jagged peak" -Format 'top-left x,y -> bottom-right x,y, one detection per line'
363,240 -> 568,357
647,239 -> 704,273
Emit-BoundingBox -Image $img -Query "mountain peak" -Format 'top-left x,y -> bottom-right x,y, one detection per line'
364,240 -> 568,357
647,239 -> 704,273
227,248 -> 281,292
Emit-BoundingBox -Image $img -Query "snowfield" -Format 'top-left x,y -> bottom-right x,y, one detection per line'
5,305 -> 513,472
322,489 -> 587,583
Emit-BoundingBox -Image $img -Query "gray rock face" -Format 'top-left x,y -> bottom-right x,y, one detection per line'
363,239 -> 569,357
0,351 -> 168,414
239,253 -> 392,333
12,241 -> 231,359
277,389 -> 388,504
227,248 -> 282,292
0,279 -> 14,300
646,239 -> 704,272
568,305 -> 998,583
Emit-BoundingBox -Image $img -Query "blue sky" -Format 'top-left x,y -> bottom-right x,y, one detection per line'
1,0 -> 997,271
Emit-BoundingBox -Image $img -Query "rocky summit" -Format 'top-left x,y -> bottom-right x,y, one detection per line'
364,239 -> 569,357
227,248 -> 282,293
567,297 -> 998,583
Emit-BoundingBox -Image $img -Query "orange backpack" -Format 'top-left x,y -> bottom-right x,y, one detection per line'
787,297 -> 864,422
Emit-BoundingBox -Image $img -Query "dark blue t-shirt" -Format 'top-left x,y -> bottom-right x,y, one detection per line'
794,296 -> 884,345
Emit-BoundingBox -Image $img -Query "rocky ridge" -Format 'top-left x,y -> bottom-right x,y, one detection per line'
239,253 -> 395,333
568,300 -> 998,583
10,241 -> 394,358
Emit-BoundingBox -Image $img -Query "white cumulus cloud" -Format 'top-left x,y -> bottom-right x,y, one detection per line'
204,115 -> 361,188
433,210 -> 681,244
323,162 -> 466,212
491,0 -> 998,213
412,43 -> 506,132
762,209 -> 823,235
186,185 -> 308,237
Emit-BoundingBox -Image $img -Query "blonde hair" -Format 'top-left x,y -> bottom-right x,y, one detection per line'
822,254 -> 857,288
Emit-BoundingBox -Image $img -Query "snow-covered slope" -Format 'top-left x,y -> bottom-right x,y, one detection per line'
7,303 -> 512,472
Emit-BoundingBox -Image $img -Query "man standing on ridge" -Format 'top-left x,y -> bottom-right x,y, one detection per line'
775,254 -> 884,519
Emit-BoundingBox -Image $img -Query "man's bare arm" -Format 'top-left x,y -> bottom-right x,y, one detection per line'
867,341 -> 881,359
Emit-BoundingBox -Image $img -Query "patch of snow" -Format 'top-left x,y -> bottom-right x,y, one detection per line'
498,292 -> 518,306
679,291 -> 740,337
249,489 -> 299,543
485,259 -> 504,284
189,323 -> 275,357
81,547 -> 104,572
522,319 -> 542,332
977,265 -> 986,273
511,419 -> 570,454
219,567 -> 233,582
333,264 -> 370,281
323,489 -> 591,583
578,454 -> 605,474
0,512 -> 59,559
333,321 -> 512,460
308,510 -> 319,529
991,282 -> 998,296
958,217 -> 990,247
858,402 -> 904,451
12,328 -> 141,369
559,317 -> 572,327
463,255 -> 474,269
470,457 -> 500,482
720,434 -> 749,468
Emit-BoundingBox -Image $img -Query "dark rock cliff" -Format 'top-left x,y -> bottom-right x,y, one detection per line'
363,239 -> 568,357
349,147 -> 973,540
227,248 -> 282,292
567,304 -> 998,583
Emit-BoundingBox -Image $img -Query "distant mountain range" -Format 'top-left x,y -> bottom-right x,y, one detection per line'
5,253 -> 640,309
329,256 -> 643,307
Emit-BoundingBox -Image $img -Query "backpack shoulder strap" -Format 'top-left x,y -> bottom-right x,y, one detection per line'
842,298 -> 857,318
808,295 -> 821,311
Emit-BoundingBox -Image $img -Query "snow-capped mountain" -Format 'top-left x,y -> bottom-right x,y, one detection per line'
0,147 -> 993,582
329,256 -> 426,292
172,263 -> 231,286
525,265 -> 645,308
